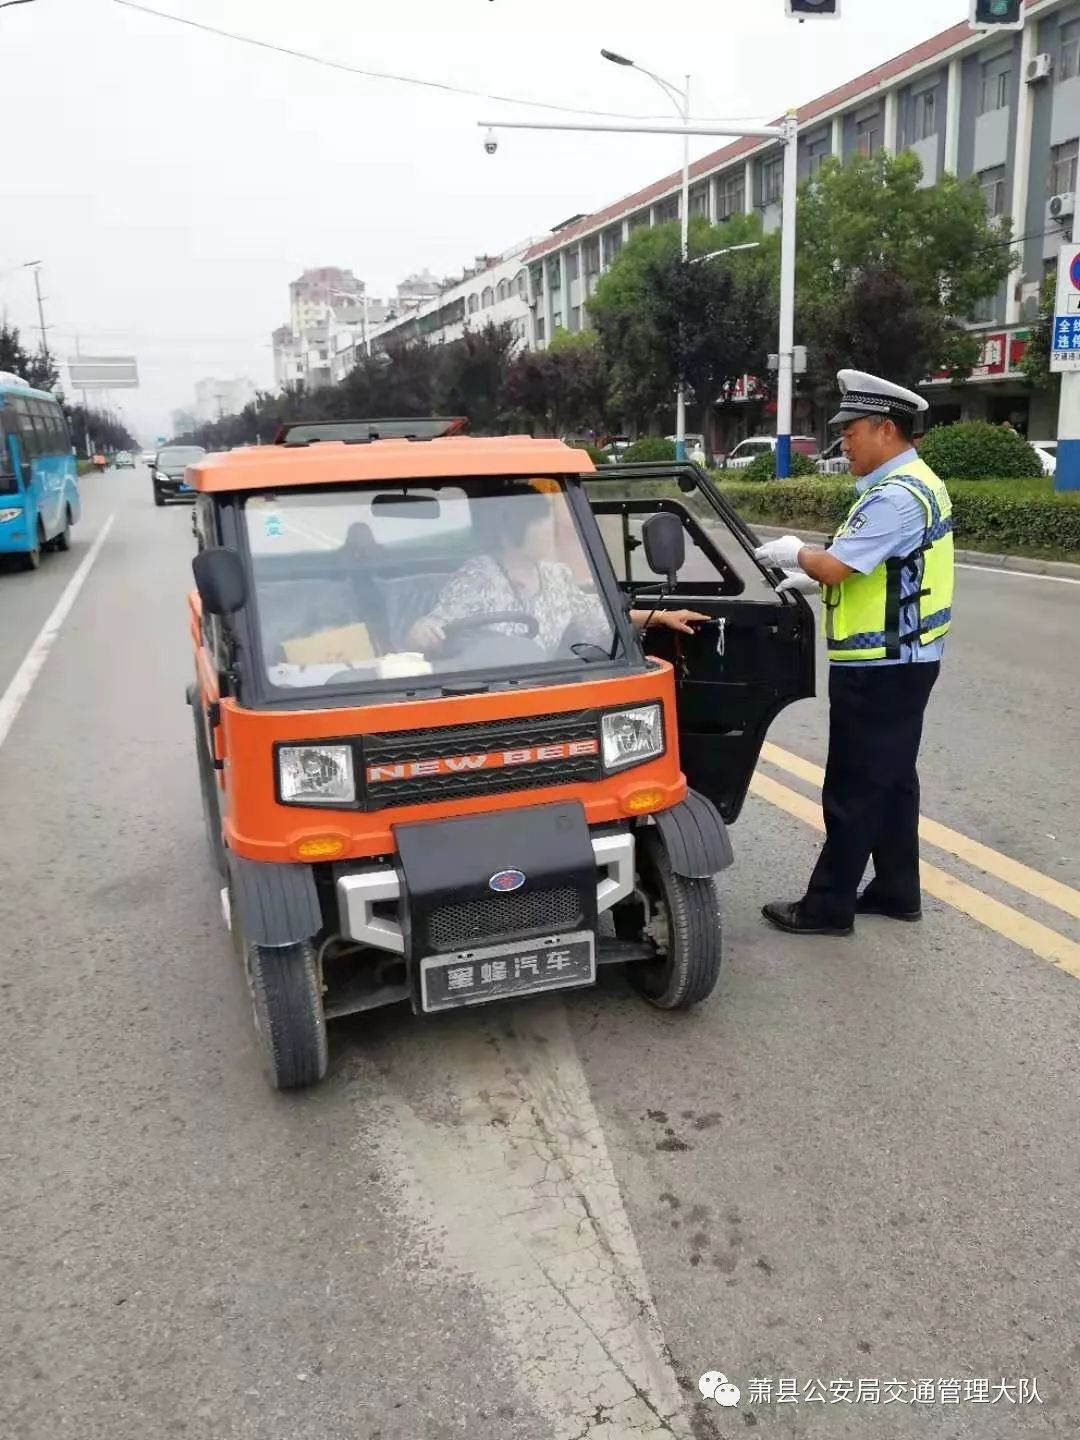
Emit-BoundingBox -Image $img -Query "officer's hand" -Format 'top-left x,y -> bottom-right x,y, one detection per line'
776,573 -> 820,596
651,608 -> 711,634
754,534 -> 805,570
407,616 -> 447,652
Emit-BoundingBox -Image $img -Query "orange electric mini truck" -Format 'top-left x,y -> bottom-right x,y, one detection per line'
187,425 -> 815,1089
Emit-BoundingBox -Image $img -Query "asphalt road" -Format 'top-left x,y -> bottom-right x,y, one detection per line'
2,466 -> 1078,1440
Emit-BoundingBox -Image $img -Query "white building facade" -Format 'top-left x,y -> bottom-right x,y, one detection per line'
368,242 -> 538,354
521,0 -> 1080,440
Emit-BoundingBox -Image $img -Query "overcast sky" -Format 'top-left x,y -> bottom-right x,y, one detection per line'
3,0 -> 969,439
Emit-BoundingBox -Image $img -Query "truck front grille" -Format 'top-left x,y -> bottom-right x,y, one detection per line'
360,709 -> 601,811
427,886 -> 584,952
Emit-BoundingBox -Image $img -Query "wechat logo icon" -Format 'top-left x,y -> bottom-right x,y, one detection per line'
699,1370 -> 741,1407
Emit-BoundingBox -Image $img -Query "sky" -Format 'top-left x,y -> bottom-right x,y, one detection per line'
2,0 -> 973,439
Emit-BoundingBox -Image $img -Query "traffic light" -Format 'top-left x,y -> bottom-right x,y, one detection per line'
786,0 -> 840,16
969,0 -> 1023,30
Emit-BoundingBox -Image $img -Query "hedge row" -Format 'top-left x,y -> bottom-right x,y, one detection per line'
716,478 -> 1080,555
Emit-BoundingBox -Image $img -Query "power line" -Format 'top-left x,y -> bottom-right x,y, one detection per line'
111,1 -> 770,126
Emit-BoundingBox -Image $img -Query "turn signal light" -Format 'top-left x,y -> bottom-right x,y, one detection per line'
621,786 -> 667,815
295,835 -> 346,859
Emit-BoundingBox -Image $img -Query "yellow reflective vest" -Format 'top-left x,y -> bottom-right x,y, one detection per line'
823,456 -> 954,663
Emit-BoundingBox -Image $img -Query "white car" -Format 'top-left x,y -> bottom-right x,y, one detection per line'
1030,440 -> 1057,476
665,433 -> 707,464
724,435 -> 821,471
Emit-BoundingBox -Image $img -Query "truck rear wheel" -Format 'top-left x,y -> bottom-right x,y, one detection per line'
245,939 -> 328,1091
626,832 -> 722,1010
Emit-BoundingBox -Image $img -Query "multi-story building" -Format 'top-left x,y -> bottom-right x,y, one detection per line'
522,0 -> 1079,441
368,241 -> 539,354
193,376 -> 258,424
289,267 -> 365,335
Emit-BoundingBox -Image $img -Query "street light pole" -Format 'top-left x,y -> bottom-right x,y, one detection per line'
602,50 -> 691,461
479,111 -> 800,475
31,263 -> 50,367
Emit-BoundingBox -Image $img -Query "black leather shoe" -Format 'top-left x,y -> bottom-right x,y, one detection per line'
855,893 -> 922,922
761,901 -> 854,937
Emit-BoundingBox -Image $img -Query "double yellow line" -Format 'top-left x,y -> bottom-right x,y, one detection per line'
751,743 -> 1080,979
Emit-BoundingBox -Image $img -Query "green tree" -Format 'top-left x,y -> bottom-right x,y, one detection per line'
435,322 -> 518,433
24,345 -> 59,392
588,214 -> 778,426
1017,275 -> 1058,394
0,322 -> 31,378
797,151 -> 1015,394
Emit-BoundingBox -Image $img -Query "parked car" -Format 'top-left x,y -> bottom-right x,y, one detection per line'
1030,440 -> 1057,476
152,445 -> 207,505
664,433 -> 707,465
114,450 -> 135,469
139,450 -> 157,466
816,437 -> 851,476
724,436 -> 820,471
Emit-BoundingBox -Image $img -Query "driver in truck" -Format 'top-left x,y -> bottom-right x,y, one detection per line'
407,483 -> 707,655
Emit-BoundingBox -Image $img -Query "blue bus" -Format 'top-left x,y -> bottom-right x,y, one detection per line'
0,374 -> 80,570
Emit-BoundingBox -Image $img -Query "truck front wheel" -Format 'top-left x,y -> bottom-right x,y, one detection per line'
245,939 -> 328,1090
626,832 -> 722,1010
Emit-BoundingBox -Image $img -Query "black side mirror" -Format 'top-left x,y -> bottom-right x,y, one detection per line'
193,547 -> 247,615
642,512 -> 686,586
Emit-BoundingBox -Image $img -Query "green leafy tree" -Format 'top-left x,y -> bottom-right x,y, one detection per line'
0,322 -> 31,378
1017,275 -> 1058,394
797,151 -> 1015,395
588,214 -> 778,427
435,322 -> 519,434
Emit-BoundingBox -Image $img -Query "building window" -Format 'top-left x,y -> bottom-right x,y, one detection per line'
583,237 -> 601,275
1050,139 -> 1079,195
628,210 -> 650,230
553,311 -> 563,330
979,58 -> 1011,116
856,110 -> 882,157
566,249 -> 580,281
805,132 -> 831,175
467,293 -> 480,314
972,290 -> 999,324
481,286 -> 495,308
718,171 -> 745,218
548,259 -> 561,291
654,195 -> 679,224
979,165 -> 1006,216
570,306 -> 581,332
1060,19 -> 1080,82
536,317 -> 546,343
913,89 -> 937,141
530,265 -> 544,296
516,270 -> 528,296
689,186 -> 709,216
603,227 -> 623,263
761,156 -> 784,205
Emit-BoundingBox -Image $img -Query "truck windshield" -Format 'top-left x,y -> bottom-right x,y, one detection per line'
242,479 -> 618,689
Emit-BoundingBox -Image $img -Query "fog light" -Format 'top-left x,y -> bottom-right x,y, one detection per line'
622,786 -> 666,814
295,835 -> 346,859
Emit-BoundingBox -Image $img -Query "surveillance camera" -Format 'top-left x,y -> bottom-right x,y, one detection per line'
483,128 -> 498,156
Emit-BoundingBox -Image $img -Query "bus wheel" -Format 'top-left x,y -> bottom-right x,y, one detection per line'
626,832 -> 723,1010
20,525 -> 44,571
244,939 -> 328,1091
54,509 -> 72,552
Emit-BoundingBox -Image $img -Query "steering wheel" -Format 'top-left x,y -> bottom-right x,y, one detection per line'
441,611 -> 539,640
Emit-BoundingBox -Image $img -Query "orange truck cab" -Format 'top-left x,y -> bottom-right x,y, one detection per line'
187,427 -> 815,1089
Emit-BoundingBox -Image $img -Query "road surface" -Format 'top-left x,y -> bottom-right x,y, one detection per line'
2,466 -> 1078,1439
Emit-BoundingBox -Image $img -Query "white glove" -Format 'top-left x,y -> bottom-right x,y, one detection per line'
754,534 -> 805,570
776,572 -> 820,596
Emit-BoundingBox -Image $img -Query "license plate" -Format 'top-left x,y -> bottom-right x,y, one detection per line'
420,931 -> 595,1013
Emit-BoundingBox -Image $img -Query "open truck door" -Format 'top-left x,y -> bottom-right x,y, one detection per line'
584,461 -> 816,823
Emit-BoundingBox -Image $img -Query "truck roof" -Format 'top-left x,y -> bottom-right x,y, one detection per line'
189,436 -> 595,494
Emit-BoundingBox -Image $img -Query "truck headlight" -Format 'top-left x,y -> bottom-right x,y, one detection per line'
278,744 -> 356,805
601,704 -> 664,772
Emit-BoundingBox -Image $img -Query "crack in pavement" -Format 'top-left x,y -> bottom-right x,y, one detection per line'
363,999 -> 692,1438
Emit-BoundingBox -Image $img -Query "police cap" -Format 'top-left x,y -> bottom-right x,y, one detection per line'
829,369 -> 930,428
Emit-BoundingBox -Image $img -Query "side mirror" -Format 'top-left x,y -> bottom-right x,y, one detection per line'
642,512 -> 686,587
192,546 -> 247,615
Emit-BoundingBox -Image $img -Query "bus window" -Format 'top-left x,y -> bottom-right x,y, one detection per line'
30,399 -> 60,455
0,414 -> 16,495
9,396 -> 40,458
54,407 -> 72,452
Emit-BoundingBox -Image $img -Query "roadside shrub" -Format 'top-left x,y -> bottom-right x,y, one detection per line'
718,477 -> 1080,554
918,421 -> 1044,481
742,450 -> 820,483
568,442 -> 610,466
622,436 -> 676,464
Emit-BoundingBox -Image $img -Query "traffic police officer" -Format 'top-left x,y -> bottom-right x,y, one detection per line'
754,370 -> 954,936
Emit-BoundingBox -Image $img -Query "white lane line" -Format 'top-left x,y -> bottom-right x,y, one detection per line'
367,999 -> 692,1439
0,515 -> 115,751
955,562 -> 1080,586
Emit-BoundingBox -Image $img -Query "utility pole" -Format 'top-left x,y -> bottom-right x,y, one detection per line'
32,264 -> 49,367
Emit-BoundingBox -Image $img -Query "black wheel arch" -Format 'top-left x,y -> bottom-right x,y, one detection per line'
651,790 -> 733,878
